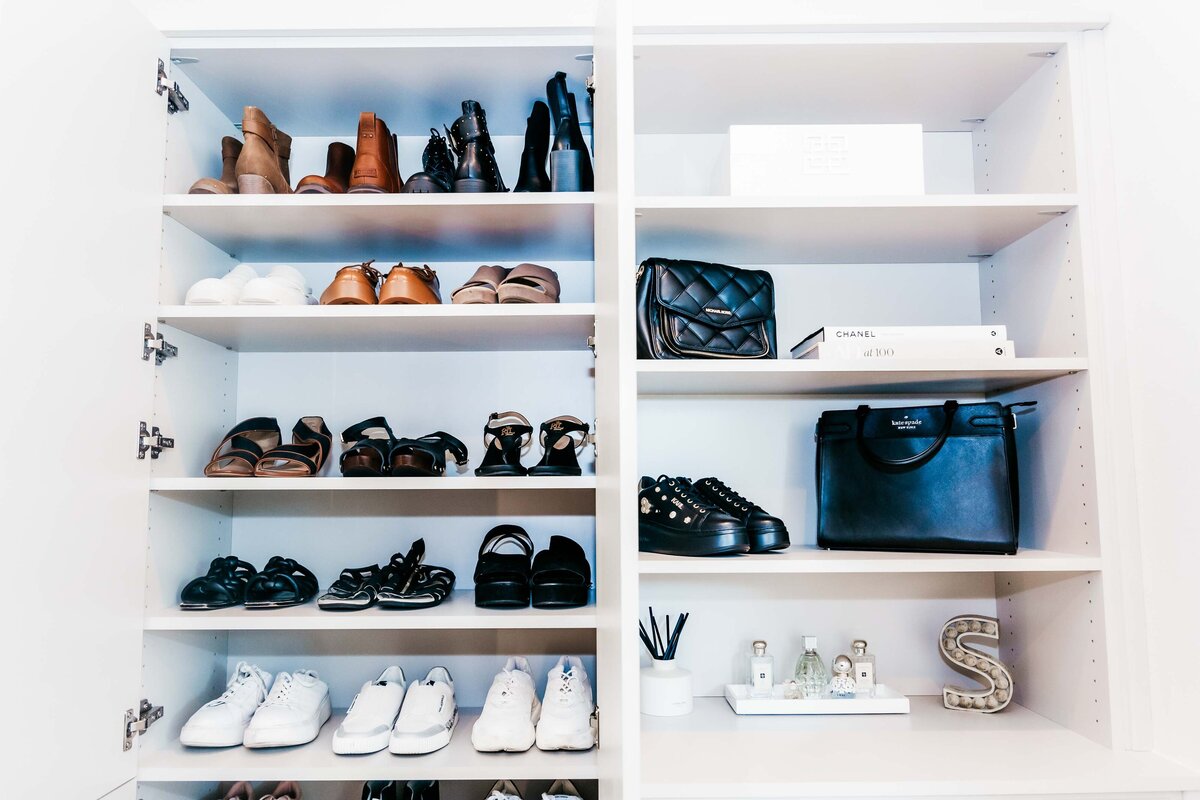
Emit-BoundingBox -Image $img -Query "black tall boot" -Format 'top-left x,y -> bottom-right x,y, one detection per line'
402,128 -> 456,193
546,71 -> 594,192
514,101 -> 551,192
446,100 -> 506,193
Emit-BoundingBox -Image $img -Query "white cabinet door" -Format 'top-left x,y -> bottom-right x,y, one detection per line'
0,2 -> 168,797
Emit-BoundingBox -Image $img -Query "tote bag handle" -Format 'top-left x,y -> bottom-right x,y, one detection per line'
855,400 -> 959,468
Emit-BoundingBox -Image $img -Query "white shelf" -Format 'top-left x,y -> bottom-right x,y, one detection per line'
636,358 -> 1086,395
158,304 -> 597,352
638,546 -> 1102,575
640,697 -> 1200,798
150,476 -> 596,492
139,709 -> 597,782
634,195 -> 1077,264
145,592 -> 596,630
163,194 -> 595,262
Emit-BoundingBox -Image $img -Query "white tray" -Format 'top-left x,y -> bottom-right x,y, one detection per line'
724,683 -> 911,715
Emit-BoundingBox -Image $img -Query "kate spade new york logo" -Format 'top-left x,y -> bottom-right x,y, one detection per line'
891,415 -> 923,431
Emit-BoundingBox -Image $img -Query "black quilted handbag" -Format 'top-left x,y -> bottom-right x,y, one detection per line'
636,257 -> 777,359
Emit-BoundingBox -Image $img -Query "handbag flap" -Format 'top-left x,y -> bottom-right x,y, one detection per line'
652,260 -> 774,328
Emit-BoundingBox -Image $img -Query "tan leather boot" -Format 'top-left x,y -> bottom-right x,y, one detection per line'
235,106 -> 291,194
296,142 -> 356,194
189,136 -> 242,194
349,112 -> 402,193
379,264 -> 441,305
274,125 -> 293,187
320,261 -> 382,305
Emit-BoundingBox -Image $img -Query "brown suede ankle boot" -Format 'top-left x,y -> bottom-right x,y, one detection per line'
235,106 -> 291,194
189,136 -> 242,194
349,112 -> 402,193
296,142 -> 356,194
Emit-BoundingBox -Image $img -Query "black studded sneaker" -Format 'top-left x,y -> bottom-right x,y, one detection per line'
692,477 -> 790,553
638,475 -> 749,556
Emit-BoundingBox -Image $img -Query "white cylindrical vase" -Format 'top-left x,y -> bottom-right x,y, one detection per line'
640,659 -> 694,717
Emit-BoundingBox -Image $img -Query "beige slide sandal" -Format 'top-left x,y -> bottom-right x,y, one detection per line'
451,265 -> 509,304
498,263 -> 560,304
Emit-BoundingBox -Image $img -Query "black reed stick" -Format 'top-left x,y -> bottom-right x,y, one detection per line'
640,607 -> 690,660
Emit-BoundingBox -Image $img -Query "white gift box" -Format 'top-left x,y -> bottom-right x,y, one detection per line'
729,124 -> 925,196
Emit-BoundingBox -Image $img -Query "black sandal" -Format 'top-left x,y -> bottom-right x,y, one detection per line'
244,556 -> 319,609
531,535 -> 591,609
380,564 -> 456,610
204,417 -> 281,477
528,416 -> 590,476
389,431 -> 469,477
475,411 -> 533,476
473,525 -> 534,608
180,556 -> 257,610
255,416 -> 333,477
340,417 -> 396,477
318,564 -> 384,611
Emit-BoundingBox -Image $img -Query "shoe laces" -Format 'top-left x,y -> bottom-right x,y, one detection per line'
654,475 -> 711,512
265,672 -> 298,709
341,259 -> 381,286
554,667 -> 582,703
702,477 -> 757,513
212,662 -> 265,706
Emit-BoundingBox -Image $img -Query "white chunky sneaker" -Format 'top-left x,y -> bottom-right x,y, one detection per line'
184,264 -> 258,306
239,264 -> 315,305
542,779 -> 583,800
180,661 -> 271,747
332,665 -> 406,754
389,666 -> 457,754
485,779 -> 523,800
535,656 -> 596,751
243,669 -> 332,748
471,656 -> 541,752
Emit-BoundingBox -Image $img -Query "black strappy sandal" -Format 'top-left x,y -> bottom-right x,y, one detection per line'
318,564 -> 384,611
531,535 -> 592,609
340,417 -> 397,477
255,416 -> 333,477
528,416 -> 590,477
180,556 -> 257,610
244,556 -> 319,609
377,540 -> 452,609
389,431 -> 469,477
473,525 -> 534,608
475,411 -> 533,476
204,417 -> 281,477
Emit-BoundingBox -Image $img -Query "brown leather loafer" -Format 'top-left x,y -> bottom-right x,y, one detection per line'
320,260 -> 382,305
236,106 -> 292,194
349,112 -> 402,193
189,135 -> 242,194
379,264 -> 441,305
297,142 -> 355,194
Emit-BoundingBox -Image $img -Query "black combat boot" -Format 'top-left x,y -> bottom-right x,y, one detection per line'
514,100 -> 551,192
546,71 -> 594,191
402,128 -> 456,193
446,100 -> 506,193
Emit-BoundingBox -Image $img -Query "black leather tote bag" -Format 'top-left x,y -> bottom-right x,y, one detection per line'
636,257 -> 777,359
816,400 -> 1035,554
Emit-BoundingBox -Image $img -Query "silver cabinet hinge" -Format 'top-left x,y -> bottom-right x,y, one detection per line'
587,334 -> 596,355
123,699 -> 163,751
143,322 -> 178,365
138,421 -> 174,460
156,58 -> 189,114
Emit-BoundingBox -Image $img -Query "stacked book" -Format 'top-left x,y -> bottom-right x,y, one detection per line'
790,325 -> 1014,360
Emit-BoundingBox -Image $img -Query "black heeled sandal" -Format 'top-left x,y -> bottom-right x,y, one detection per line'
255,416 -> 333,477
473,525 -> 534,608
340,417 -> 397,477
531,535 -> 591,609
389,431 -> 469,477
528,415 -> 590,476
475,411 -> 533,476
180,556 -> 257,610
244,556 -> 319,609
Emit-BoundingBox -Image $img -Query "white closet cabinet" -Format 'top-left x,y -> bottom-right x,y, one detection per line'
4,3 -> 1198,800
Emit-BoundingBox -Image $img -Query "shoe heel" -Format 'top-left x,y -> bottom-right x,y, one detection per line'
453,177 -> 492,193
550,151 -> 583,192
237,174 -> 276,194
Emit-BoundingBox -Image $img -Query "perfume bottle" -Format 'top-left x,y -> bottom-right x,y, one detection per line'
793,635 -> 828,698
852,639 -> 876,697
829,654 -> 856,698
748,640 -> 774,697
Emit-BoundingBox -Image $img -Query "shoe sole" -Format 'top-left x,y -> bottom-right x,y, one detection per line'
179,726 -> 246,747
471,724 -> 536,753
243,695 -> 331,748
332,727 -> 392,755
748,525 -> 791,554
237,174 -> 280,194
535,720 -> 596,751
389,709 -> 457,754
453,178 -> 496,193
638,521 -> 750,556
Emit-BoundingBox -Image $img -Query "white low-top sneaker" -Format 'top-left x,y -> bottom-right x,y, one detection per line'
535,656 -> 596,751
471,656 -> 541,752
542,779 -> 583,800
389,666 -> 457,755
486,779 -> 524,800
332,666 -> 406,755
239,264 -> 315,305
180,661 -> 272,747
243,669 -> 332,748
184,264 -> 258,305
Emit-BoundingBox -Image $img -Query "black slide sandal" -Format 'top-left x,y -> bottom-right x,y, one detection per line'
531,535 -> 592,608
473,525 -> 534,608
475,411 -> 533,476
318,564 -> 384,611
528,416 -> 590,476
379,565 -> 457,610
340,417 -> 396,477
245,556 -> 319,609
180,556 -> 257,610
389,431 -> 470,477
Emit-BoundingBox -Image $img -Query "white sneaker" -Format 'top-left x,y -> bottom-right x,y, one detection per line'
332,666 -> 406,755
472,656 -> 541,752
543,779 -> 583,800
184,264 -> 258,305
180,661 -> 271,747
239,264 -> 315,305
535,656 -> 596,751
243,669 -> 332,748
389,666 -> 457,754
486,779 -> 523,800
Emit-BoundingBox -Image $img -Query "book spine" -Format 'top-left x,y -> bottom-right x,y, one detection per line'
801,340 -> 1015,359
820,325 -> 1008,342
